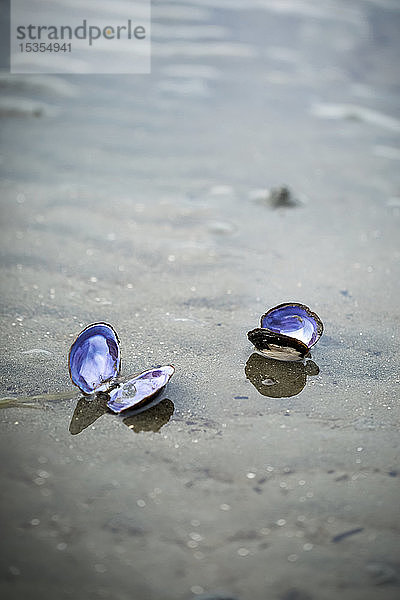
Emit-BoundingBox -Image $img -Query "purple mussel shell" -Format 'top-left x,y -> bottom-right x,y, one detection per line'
107,366 -> 175,414
261,303 -> 322,348
247,302 -> 323,361
69,323 -> 121,394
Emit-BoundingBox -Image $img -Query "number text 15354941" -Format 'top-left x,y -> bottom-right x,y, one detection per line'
19,42 -> 72,52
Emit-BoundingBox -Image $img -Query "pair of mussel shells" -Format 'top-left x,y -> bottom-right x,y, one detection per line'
68,323 -> 174,413
247,302 -> 323,361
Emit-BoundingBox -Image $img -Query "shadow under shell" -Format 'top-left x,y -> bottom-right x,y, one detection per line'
123,398 -> 175,433
245,352 -> 319,398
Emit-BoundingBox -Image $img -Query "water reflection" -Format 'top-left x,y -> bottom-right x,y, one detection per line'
69,394 -> 109,435
123,398 -> 175,433
69,393 -> 174,435
245,353 -> 320,398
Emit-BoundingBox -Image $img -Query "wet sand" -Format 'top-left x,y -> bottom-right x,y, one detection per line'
1,1 -> 399,599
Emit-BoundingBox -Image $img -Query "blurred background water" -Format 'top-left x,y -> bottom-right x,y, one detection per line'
0,1 -> 399,599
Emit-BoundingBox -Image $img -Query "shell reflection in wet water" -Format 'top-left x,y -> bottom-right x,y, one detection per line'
69,394 -> 175,435
123,398 -> 175,433
68,323 -> 121,394
247,302 -> 323,361
246,353 -> 319,398
107,366 -> 175,413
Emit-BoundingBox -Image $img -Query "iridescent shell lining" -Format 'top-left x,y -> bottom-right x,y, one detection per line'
107,366 -> 175,413
69,323 -> 121,395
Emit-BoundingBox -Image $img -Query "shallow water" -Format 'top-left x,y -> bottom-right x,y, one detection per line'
1,1 -> 400,599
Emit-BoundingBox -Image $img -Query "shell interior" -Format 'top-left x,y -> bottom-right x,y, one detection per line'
261,303 -> 323,348
68,323 -> 121,395
107,365 -> 175,414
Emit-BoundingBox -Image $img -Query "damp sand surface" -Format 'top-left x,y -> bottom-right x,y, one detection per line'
0,2 -> 400,599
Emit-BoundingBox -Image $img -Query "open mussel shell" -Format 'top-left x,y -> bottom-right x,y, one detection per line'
68,323 -> 121,395
247,302 -> 323,362
107,365 -> 175,414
